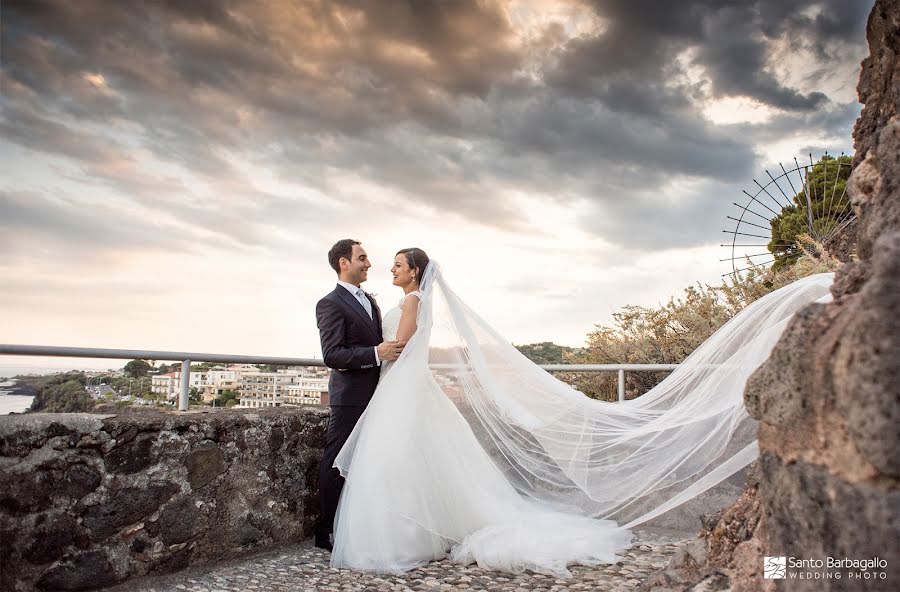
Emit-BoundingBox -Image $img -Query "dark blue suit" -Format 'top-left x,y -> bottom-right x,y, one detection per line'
315,284 -> 383,543
316,285 -> 383,406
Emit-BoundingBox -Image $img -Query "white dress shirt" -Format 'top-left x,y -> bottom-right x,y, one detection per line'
337,280 -> 380,365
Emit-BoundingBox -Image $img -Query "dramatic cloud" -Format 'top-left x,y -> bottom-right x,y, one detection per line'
0,0 -> 873,361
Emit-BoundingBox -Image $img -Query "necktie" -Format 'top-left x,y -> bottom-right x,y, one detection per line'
356,289 -> 373,319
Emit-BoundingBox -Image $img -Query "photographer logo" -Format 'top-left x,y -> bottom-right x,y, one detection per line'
764,556 -> 787,579
762,555 -> 887,581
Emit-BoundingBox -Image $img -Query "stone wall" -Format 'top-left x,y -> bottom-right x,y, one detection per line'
643,1 -> 900,590
746,1 -> 900,588
0,408 -> 328,592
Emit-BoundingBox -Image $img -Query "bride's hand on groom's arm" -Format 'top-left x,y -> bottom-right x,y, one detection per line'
377,340 -> 407,361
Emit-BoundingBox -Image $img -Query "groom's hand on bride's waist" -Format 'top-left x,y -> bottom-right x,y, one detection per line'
377,340 -> 406,361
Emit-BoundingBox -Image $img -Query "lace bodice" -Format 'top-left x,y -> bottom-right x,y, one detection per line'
381,291 -> 423,341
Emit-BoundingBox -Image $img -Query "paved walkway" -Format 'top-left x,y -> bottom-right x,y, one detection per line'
109,532 -> 687,592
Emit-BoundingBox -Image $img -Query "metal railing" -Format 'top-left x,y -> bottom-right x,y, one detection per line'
0,344 -> 679,410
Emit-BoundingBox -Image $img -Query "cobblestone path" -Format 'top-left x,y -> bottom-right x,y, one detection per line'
109,533 -> 687,592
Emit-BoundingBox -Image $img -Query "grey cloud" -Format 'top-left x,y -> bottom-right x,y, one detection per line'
577,179 -> 745,251
0,189 -> 199,257
698,10 -> 828,110
0,71 -> 339,253
757,0 -> 872,49
553,0 -> 870,113
1,0 -> 873,252
726,99 -> 861,148
0,79 -> 125,165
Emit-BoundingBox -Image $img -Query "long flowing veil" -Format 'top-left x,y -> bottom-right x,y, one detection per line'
339,261 -> 834,535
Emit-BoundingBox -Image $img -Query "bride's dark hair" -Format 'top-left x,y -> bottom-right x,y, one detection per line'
396,248 -> 429,287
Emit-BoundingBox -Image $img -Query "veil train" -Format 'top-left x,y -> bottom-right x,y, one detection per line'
335,262 -> 833,552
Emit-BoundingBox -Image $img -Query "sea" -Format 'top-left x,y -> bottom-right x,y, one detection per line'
0,365 -> 97,415
0,389 -> 33,415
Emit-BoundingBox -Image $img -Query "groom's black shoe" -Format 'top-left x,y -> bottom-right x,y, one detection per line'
314,534 -> 333,552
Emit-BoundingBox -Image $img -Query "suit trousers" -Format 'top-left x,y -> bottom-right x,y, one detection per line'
317,404 -> 367,539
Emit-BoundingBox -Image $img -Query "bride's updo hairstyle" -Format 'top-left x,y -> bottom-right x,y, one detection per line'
396,248 -> 429,287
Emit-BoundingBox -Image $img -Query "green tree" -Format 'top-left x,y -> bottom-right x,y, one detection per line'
769,154 -> 852,271
213,389 -> 240,407
132,376 -> 152,397
123,359 -> 152,378
110,376 -> 130,392
515,342 -> 579,365
189,387 -> 202,403
27,372 -> 95,413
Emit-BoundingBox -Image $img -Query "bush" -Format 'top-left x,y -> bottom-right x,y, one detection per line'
565,239 -> 843,401
514,342 -> 577,364
27,372 -> 95,413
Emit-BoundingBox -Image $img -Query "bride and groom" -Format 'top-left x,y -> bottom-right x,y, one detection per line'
314,238 -> 835,577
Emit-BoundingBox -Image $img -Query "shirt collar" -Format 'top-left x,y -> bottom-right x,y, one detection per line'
337,280 -> 364,297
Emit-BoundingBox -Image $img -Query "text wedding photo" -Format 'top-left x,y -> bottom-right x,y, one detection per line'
1,1 -> 896,591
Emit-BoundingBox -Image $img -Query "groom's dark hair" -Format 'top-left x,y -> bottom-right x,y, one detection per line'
328,239 -> 361,274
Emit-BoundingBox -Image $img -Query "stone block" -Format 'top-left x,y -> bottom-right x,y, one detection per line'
83,483 -> 179,541
35,549 -> 123,591
186,440 -> 226,490
104,432 -> 156,474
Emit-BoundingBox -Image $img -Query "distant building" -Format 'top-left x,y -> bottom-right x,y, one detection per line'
198,368 -> 240,403
239,367 -> 329,408
156,365 -> 257,403
227,364 -> 262,374
151,372 -> 178,398
282,374 -> 329,407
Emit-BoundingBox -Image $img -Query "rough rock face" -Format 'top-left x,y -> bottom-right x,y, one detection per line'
0,408 -> 327,592
644,2 -> 900,590
746,152 -> 900,590
746,2 -> 900,588
640,465 -> 763,592
852,1 -> 900,172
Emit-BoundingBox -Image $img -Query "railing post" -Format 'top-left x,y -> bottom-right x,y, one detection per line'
179,359 -> 191,411
618,368 -> 625,402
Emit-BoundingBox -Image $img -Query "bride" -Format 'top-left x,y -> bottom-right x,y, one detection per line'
329,248 -> 834,577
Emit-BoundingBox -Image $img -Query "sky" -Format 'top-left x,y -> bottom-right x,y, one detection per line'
0,0 -> 873,372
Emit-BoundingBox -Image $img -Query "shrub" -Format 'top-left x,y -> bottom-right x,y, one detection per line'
563,238 -> 843,401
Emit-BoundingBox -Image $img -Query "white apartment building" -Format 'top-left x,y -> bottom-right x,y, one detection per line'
239,367 -> 329,408
197,369 -> 241,403
282,374 -> 329,407
206,369 -> 237,383
151,372 -> 177,398
154,365 -> 260,403
228,364 -> 262,374
151,371 -> 207,402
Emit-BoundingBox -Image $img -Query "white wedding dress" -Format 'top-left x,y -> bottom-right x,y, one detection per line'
330,264 -> 834,577
331,291 -> 633,576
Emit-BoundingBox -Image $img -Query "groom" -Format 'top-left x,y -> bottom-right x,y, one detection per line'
314,239 -> 404,551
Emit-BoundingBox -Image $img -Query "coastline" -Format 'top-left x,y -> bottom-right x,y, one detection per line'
0,379 -> 35,414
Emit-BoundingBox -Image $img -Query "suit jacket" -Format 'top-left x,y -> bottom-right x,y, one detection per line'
316,284 -> 383,407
